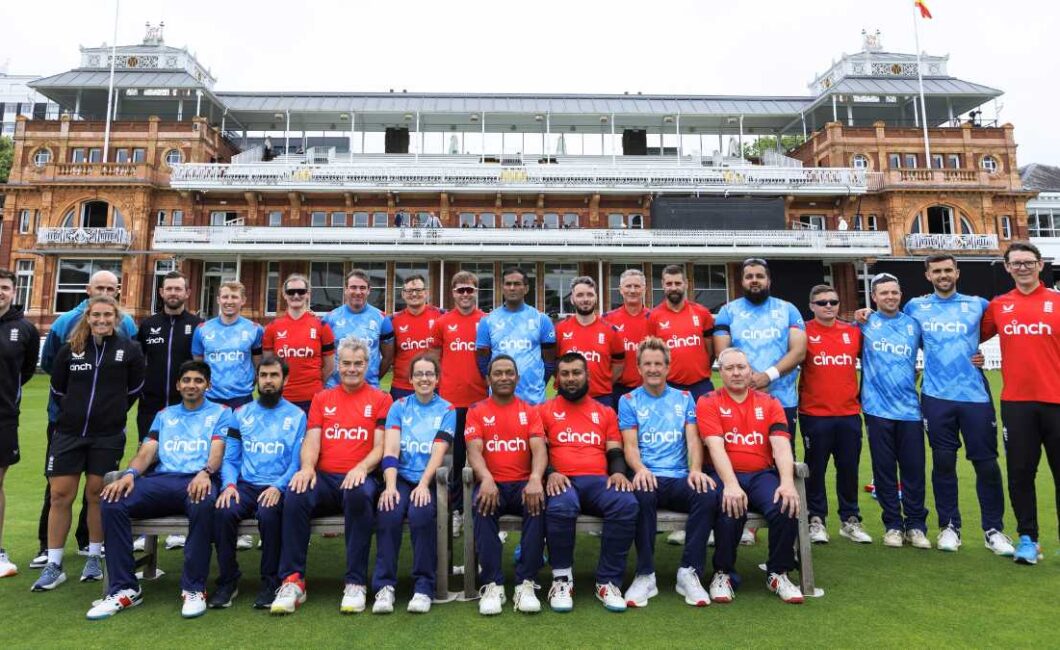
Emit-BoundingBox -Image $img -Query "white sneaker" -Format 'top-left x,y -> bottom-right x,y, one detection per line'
767,572 -> 804,604
513,580 -> 541,613
452,511 -> 463,539
372,585 -> 395,614
407,593 -> 432,614
937,525 -> 961,552
498,531 -> 509,544
883,529 -> 904,547
675,567 -> 710,607
906,529 -> 932,549
985,529 -> 1016,556
0,550 -> 17,578
708,572 -> 734,604
86,587 -> 143,620
623,573 -> 658,608
164,535 -> 186,550
740,525 -> 758,546
478,582 -> 505,616
181,591 -> 207,618
548,578 -> 574,612
270,579 -> 306,615
236,535 -> 254,550
809,517 -> 830,544
29,550 -> 48,569
132,536 -> 146,553
666,530 -> 685,545
595,582 -> 626,612
839,518 -> 873,544
340,584 -> 366,614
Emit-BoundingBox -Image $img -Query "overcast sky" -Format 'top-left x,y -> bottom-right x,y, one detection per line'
2,0 -> 1056,164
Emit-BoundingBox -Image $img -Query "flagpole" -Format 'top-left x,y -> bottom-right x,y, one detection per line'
913,3 -> 931,169
102,0 -> 119,163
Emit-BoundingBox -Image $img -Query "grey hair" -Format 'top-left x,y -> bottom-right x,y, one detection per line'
619,268 -> 646,284
716,347 -> 748,365
337,336 -> 370,360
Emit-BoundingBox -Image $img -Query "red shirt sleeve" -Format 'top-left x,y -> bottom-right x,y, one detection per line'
980,300 -> 997,341
307,392 -> 323,429
602,407 -> 621,443
429,319 -> 443,351
262,322 -> 275,353
527,404 -> 544,438
375,392 -> 394,427
767,396 -> 790,438
320,320 -> 336,356
696,394 -> 722,440
700,306 -> 715,335
646,312 -> 658,338
608,326 -> 626,360
464,405 -> 482,442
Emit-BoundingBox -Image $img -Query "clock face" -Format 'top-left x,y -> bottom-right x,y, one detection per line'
127,56 -> 139,67
890,63 -> 902,75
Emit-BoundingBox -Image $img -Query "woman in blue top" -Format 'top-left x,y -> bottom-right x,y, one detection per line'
372,354 -> 455,614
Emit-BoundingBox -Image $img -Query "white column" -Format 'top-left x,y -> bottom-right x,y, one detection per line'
415,111 -> 420,161
438,259 -> 445,306
284,110 -> 290,157
738,115 -> 744,159
74,90 -> 82,119
177,98 -> 183,122
195,90 -> 202,117
832,95 -> 838,122
597,260 -> 604,315
675,114 -> 681,162
610,112 -> 616,165
846,102 -> 854,127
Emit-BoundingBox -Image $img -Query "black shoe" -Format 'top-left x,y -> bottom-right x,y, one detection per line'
208,583 -> 239,609
252,583 -> 275,610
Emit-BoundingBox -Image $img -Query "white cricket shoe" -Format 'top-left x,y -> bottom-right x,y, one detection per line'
0,550 -> 17,578
164,535 -> 186,550
740,525 -> 757,546
236,535 -> 254,550
372,585 -> 395,614
86,588 -> 142,620
270,579 -> 306,615
181,591 -> 207,618
513,580 -> 541,613
839,517 -> 873,544
984,529 -> 1015,556
808,517 -> 830,544
708,572 -> 734,604
340,584 -> 366,613
623,573 -> 658,608
906,529 -> 932,549
596,582 -> 626,612
407,593 -> 432,614
675,567 -> 710,607
666,530 -> 685,545
548,578 -> 573,612
132,536 -> 146,553
883,529 -> 904,547
937,525 -> 961,552
767,572 -> 804,604
478,582 -> 505,616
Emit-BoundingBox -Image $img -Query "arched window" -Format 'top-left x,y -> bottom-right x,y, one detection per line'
981,155 -> 999,173
33,148 -> 52,167
851,154 -> 869,169
164,149 -> 183,166
60,201 -> 125,229
911,205 -> 974,235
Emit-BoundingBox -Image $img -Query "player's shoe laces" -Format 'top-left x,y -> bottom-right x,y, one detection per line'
905,529 -> 932,549
208,583 -> 238,609
548,577 -> 573,613
181,591 -> 207,618
513,580 -> 541,613
372,585 -> 395,614
883,529 -> 904,547
708,572 -> 734,604
80,555 -> 103,582
595,582 -> 626,612
984,529 -> 1015,556
86,587 -> 142,620
340,584 -> 366,613
132,536 -> 146,553
407,593 -> 432,614
30,562 -> 66,591
740,525 -> 758,546
0,549 -> 18,578
808,517 -> 829,544
29,550 -> 48,569
767,573 -> 804,604
666,530 -> 685,545
452,511 -> 463,539
936,525 -> 961,552
252,583 -> 275,609
478,582 -> 505,616
840,517 -> 873,544
270,576 -> 306,615
1013,535 -> 1041,565
624,573 -> 658,608
164,535 -> 186,550
675,567 -> 710,607
236,535 -> 254,551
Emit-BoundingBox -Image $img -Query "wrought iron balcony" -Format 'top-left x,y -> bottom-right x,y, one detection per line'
37,227 -> 133,248
905,233 -> 999,251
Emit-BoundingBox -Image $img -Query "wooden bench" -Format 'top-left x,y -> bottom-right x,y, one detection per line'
101,466 -> 461,602
460,464 -> 818,599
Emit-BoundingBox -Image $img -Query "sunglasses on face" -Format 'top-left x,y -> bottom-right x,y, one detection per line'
812,299 -> 840,307
285,288 -> 307,296
454,286 -> 476,295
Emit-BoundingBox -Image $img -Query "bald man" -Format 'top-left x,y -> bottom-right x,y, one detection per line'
32,270 -> 138,567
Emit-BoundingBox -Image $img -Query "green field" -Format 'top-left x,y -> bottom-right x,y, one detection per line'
0,373 -> 1055,648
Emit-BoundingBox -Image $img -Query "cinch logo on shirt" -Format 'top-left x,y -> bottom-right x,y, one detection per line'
871,340 -> 913,356
208,350 -> 245,363
244,439 -> 286,455
1003,320 -> 1053,336
400,438 -> 433,455
922,321 -> 968,334
145,335 -> 165,345
640,430 -> 682,444
812,352 -> 855,366
277,346 -> 315,358
449,338 -> 475,352
399,338 -> 432,351
324,424 -> 369,440
566,347 -> 601,363
486,435 -> 526,453
739,327 -> 781,341
664,334 -> 702,350
724,429 -> 764,446
556,428 -> 602,445
70,361 -> 94,372
497,338 -> 533,352
163,438 -> 208,453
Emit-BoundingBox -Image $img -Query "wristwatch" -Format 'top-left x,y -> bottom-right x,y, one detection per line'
199,464 -> 216,476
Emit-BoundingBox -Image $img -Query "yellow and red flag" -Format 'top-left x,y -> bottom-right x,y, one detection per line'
915,0 -> 933,18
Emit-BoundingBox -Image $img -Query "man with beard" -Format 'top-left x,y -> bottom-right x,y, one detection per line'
212,358 -> 306,610
646,265 -> 715,401
555,277 -> 625,409
541,352 -> 638,613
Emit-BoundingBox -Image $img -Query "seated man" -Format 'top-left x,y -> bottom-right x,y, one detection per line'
89,361 -> 233,620
619,337 -> 719,608
465,355 -> 548,616
270,338 -> 392,616
542,352 -> 638,613
698,347 -> 803,605
212,358 -> 306,610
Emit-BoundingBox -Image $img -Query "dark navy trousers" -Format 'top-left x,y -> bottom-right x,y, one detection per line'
672,378 -> 714,403
472,480 -> 545,585
713,469 -> 799,575
864,414 -> 927,533
633,476 -> 718,577
213,481 -> 284,591
800,414 -> 863,524
546,475 -> 638,586
373,478 -> 437,596
450,407 -> 468,513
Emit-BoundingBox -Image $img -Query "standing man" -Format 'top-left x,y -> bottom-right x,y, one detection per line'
263,273 -> 335,414
388,274 -> 443,400
555,277 -> 625,409
322,269 -> 394,389
0,268 -> 40,578
904,255 -> 1011,555
476,267 -> 556,405
647,265 -> 715,401
859,274 -> 930,549
33,270 -> 137,568
618,337 -> 718,608
798,285 -> 871,545
192,281 -> 263,409
430,271 -> 488,536
981,242 -> 1060,565
465,355 -> 548,616
541,352 -> 638,613
604,268 -> 652,403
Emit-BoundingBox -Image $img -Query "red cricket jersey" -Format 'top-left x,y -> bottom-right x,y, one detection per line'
308,384 -> 392,474
647,301 -> 715,385
430,308 -> 487,408
539,396 -> 620,477
798,319 -> 861,416
604,306 -> 652,388
696,389 -> 788,473
554,316 -> 626,397
390,306 -> 444,391
982,284 -> 1060,403
263,312 -> 335,403
464,397 -> 543,483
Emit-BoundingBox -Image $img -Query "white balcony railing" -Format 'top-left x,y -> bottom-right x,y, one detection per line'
905,233 -> 999,251
36,227 -> 133,248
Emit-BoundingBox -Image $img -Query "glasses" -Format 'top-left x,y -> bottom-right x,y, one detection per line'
742,258 -> 769,267
285,288 -> 307,296
812,299 -> 840,307
412,371 -> 437,379
403,288 -> 426,294
1007,260 -> 1039,270
454,286 -> 477,295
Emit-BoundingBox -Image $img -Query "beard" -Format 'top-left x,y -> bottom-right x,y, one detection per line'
258,389 -> 282,407
743,287 -> 770,305
164,297 -> 185,310
574,304 -> 596,317
665,290 -> 684,306
557,382 -> 589,402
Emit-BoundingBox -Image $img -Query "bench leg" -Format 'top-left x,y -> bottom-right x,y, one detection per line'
143,535 -> 159,580
794,475 -> 817,595
435,466 -> 450,601
462,468 -> 477,599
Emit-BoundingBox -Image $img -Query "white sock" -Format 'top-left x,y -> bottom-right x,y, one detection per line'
552,568 -> 573,581
47,548 -> 64,566
88,542 -> 103,557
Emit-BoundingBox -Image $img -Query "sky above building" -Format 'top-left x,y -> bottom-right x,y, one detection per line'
1,0 -> 1055,165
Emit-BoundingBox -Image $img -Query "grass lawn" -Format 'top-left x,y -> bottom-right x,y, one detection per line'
0,372 -> 1055,648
